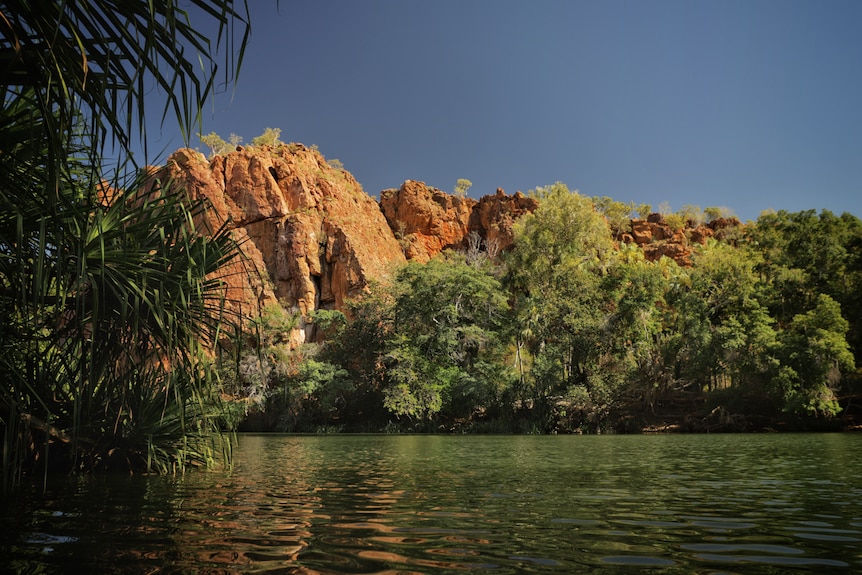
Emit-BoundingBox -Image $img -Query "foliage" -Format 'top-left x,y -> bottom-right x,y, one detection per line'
198,127 -> 289,157
704,206 -> 736,223
679,205 -> 704,227
217,185 -> 861,433
664,212 -> 686,232
777,294 -> 853,417
1,165 -> 244,479
251,127 -> 283,147
504,185 -> 619,429
382,254 -> 512,423
200,131 -> 233,158
593,196 -> 634,239
0,1 -> 249,489
453,178 -> 473,198
635,203 -> 652,219
508,183 -> 613,294
746,209 -> 862,363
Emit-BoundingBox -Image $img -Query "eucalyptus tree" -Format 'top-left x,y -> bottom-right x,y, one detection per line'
747,209 -> 862,363
383,254 -> 512,426
505,184 -> 615,426
776,294 -> 854,417
0,1 -> 250,487
677,240 -> 771,390
601,245 -> 681,412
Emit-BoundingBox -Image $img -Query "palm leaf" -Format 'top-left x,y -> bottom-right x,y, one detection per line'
1,2 -> 250,490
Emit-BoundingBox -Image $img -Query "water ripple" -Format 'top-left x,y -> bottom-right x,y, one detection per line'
4,434 -> 862,574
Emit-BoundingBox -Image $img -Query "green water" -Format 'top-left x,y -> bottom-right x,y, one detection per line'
3,434 -> 862,573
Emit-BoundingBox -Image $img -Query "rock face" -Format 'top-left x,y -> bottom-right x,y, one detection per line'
622,215 -> 743,266
379,180 -> 476,262
380,181 -> 538,261
155,143 -> 742,345
157,149 -> 537,344
158,145 -> 406,343
468,188 -> 539,256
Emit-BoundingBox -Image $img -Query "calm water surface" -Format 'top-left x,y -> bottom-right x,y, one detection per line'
2,434 -> 862,573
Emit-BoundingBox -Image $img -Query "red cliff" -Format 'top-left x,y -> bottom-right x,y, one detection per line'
158,145 -> 406,343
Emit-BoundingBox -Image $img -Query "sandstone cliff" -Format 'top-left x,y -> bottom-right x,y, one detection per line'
158,144 -> 406,343
379,180 -> 539,261
379,180 -> 476,262
154,144 -> 741,345
468,188 -> 540,256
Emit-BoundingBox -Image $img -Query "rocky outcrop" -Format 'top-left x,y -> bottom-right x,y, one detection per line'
156,149 -> 537,344
622,215 -> 743,266
379,180 -> 476,262
468,188 -> 539,256
154,142 -> 744,347
158,144 -> 406,344
380,181 -> 538,261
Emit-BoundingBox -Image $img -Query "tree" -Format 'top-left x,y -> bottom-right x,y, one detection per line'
704,206 -> 736,223
777,294 -> 854,417
593,196 -> 634,240
679,205 -> 704,227
382,254 -> 512,424
507,183 -> 613,295
664,212 -> 686,231
678,241 -> 777,393
505,184 -> 616,428
200,131 -> 231,158
657,201 -> 672,216
252,127 -> 283,147
454,178 -> 473,198
747,209 -> 862,364
0,1 -> 250,487
314,284 -> 397,429
635,203 -> 652,220
602,246 -> 680,413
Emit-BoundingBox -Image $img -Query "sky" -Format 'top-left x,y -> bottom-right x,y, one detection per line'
143,0 -> 862,222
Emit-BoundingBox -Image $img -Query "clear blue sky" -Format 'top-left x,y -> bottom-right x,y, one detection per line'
144,0 -> 862,222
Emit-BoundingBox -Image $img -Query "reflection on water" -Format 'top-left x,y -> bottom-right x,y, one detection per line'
2,433 -> 862,573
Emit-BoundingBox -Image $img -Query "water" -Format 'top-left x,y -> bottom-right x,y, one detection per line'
3,433 -> 862,573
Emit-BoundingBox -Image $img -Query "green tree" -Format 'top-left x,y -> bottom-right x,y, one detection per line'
317,284 -> 398,429
200,131 -> 230,157
505,184 -> 616,429
747,209 -> 862,363
0,1 -> 249,487
704,206 -> 736,223
199,131 -> 243,158
678,241 -> 777,393
507,183 -> 613,295
635,203 -> 652,220
592,196 -> 634,240
252,127 -> 283,147
602,245 -> 680,413
664,212 -> 686,232
777,294 -> 854,417
453,178 -> 473,198
383,254 -> 512,425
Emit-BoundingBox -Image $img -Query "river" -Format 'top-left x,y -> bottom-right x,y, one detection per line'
2,433 -> 861,573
